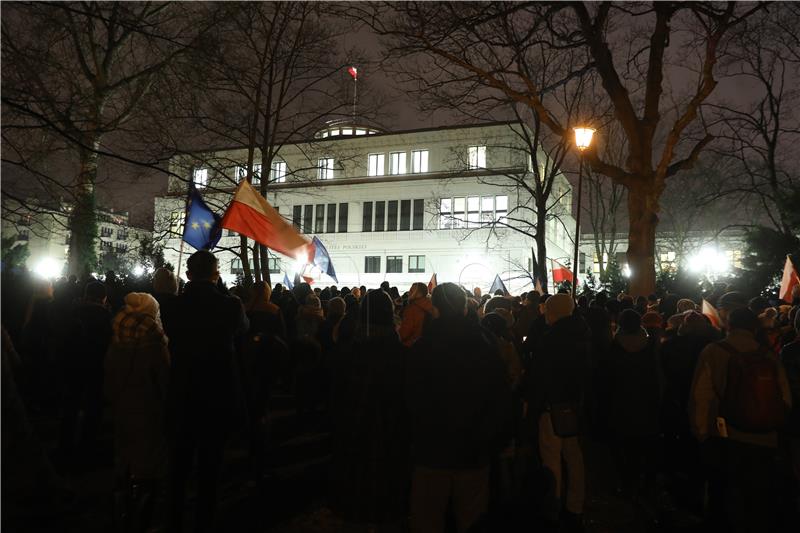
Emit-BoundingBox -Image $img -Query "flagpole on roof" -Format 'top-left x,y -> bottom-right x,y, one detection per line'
353,71 -> 357,122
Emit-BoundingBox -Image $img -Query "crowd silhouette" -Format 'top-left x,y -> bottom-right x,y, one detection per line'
2,249 -> 799,533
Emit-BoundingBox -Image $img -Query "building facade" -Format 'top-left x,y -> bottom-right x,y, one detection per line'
155,122 -> 577,293
1,197 -> 152,277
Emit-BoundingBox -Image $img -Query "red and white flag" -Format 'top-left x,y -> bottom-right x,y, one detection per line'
428,273 -> 437,293
221,180 -> 313,261
702,299 -> 721,330
779,254 -> 799,303
348,66 -> 358,80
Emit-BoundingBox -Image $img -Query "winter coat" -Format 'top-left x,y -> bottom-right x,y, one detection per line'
659,321 -> 717,434
781,340 -> 800,436
604,328 -> 661,437
689,329 -> 792,448
406,316 -> 512,469
166,281 -> 249,437
329,324 -> 409,524
527,314 -> 591,417
105,311 -> 170,479
398,297 -> 434,347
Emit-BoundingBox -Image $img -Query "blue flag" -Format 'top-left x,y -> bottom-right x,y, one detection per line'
311,236 -> 338,283
490,274 -> 508,295
283,272 -> 293,290
183,184 -> 221,250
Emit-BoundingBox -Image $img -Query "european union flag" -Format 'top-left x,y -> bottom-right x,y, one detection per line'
183,184 -> 222,250
311,236 -> 338,283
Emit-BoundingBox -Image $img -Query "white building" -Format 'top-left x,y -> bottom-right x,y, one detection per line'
155,121 -> 577,293
1,197 -> 152,277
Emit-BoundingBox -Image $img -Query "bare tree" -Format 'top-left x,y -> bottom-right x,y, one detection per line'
348,1 -> 762,295
2,2 -> 201,275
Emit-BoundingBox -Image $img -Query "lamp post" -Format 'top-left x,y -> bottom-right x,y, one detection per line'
572,127 -> 595,299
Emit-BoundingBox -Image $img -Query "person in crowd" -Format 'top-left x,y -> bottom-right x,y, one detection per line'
294,293 -> 326,421
604,309 -> 661,504
166,250 -> 248,533
19,279 -> 57,407
527,293 -> 590,531
677,298 -> 697,314
152,267 -> 179,334
329,289 -> 409,527
399,282 -> 435,347
780,310 -> 800,518
105,292 -> 170,531
406,282 -> 512,533
641,311 -> 663,343
319,296 -> 346,353
481,312 -> 523,389
512,291 -> 540,345
634,296 -> 648,316
246,281 -> 287,342
58,281 -> 113,463
689,307 -> 792,532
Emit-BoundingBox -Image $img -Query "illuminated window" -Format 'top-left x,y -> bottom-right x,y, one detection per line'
438,195 -> 507,228
390,152 -> 407,175
468,145 -> 486,169
368,153 -> 385,176
409,255 -> 425,273
271,161 -> 287,183
412,150 -> 429,173
193,168 -> 208,188
170,211 -> 185,234
318,158 -> 334,180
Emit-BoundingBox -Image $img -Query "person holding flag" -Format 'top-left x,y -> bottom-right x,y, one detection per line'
182,184 -> 222,251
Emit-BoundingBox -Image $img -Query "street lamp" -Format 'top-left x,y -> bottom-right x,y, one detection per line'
572,127 -> 595,299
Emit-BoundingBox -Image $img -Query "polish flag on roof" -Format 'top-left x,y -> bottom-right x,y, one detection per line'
221,180 -> 312,261
348,66 -> 358,80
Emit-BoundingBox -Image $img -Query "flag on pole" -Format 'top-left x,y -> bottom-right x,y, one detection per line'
490,274 -> 509,295
348,66 -> 358,80
311,236 -> 338,283
551,259 -> 573,284
779,254 -> 799,303
221,180 -> 312,261
428,273 -> 437,293
283,272 -> 293,290
183,184 -> 222,251
702,299 -> 721,330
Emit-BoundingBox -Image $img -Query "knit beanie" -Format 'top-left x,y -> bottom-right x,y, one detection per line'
676,298 -> 696,313
545,293 -> 574,324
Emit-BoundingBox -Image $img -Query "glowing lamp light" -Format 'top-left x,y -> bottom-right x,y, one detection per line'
687,247 -> 731,276
293,254 -> 308,275
133,265 -> 146,277
34,257 -> 63,279
623,264 -> 632,278
574,127 -> 595,151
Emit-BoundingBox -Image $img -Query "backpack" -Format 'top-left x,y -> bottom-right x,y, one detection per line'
719,341 -> 785,433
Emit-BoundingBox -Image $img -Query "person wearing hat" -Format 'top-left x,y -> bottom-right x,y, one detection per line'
527,293 -> 590,528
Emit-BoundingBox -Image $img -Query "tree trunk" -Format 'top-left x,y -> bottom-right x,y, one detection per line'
626,186 -> 658,296
68,145 -> 100,277
535,208 -> 549,289
259,245 -> 271,285
240,236 -> 253,286
252,243 -> 262,282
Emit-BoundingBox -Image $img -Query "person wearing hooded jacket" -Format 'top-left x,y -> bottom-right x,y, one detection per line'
105,292 -> 170,531
399,282 -> 435,347
527,293 -> 590,530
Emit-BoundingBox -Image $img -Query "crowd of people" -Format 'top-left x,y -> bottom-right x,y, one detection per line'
2,249 -> 800,533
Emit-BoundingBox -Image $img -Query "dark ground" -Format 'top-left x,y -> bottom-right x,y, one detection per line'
3,390 -> 717,533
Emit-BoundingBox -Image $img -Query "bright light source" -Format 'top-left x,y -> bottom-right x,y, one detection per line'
293,254 -> 308,275
687,247 -> 730,277
33,257 -> 63,279
623,264 -> 632,278
574,127 -> 595,151
133,265 -> 145,277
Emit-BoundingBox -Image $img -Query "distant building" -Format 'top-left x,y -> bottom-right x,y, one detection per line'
154,121 -> 577,292
1,197 -> 152,276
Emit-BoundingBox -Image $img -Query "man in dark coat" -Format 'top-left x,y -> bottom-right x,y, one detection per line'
166,251 -> 248,533
528,293 -> 590,529
406,282 -> 512,533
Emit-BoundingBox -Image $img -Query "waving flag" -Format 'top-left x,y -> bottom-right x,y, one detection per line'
311,236 -> 338,283
221,180 -> 312,261
428,273 -> 437,293
490,274 -> 509,296
551,259 -> 573,284
779,254 -> 799,303
348,66 -> 358,80
702,299 -> 721,330
283,272 -> 293,290
183,184 -> 221,251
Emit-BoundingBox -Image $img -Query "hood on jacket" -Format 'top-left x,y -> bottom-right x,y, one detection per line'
614,327 -> 650,353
